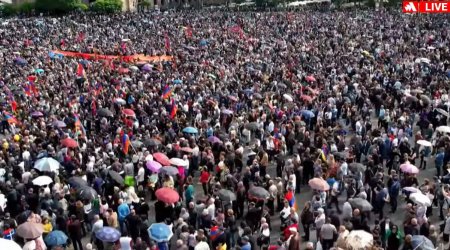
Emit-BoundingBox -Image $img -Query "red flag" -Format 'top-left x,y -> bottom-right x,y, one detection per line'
170,99 -> 177,119
11,100 -> 17,112
91,100 -> 97,115
76,63 -> 86,78
164,32 -> 171,51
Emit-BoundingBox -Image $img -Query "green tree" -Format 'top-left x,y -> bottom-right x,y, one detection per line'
17,2 -> 35,14
34,0 -> 87,14
0,4 -> 17,16
91,0 -> 123,13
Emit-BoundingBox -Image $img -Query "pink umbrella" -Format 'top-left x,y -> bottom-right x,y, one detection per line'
122,109 -> 135,117
146,161 -> 162,173
60,138 -> 78,148
308,178 -> 330,191
400,163 -> 419,174
305,75 -> 316,82
153,152 -> 171,166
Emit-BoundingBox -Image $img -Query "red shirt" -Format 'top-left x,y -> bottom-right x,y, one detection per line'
200,171 -> 210,183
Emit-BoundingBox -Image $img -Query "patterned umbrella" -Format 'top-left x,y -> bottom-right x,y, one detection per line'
147,223 -> 173,243
45,230 -> 68,246
95,227 -> 121,242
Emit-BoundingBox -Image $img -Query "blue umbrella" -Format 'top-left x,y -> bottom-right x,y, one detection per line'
148,223 -> 173,243
173,79 -> 183,84
45,230 -> 68,246
199,39 -> 208,46
35,69 -> 44,75
182,127 -> 198,134
411,235 -> 434,250
15,58 -> 27,66
301,110 -> 315,119
95,227 -> 121,242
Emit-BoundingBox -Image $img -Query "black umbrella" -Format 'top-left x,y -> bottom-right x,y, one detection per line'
349,198 -> 373,212
349,163 -> 366,172
97,108 -> 114,117
68,177 -> 88,189
245,122 -> 259,131
248,186 -> 269,200
77,186 -> 98,201
218,189 -> 236,202
144,138 -> 162,147
108,170 -> 124,184
131,140 -> 144,149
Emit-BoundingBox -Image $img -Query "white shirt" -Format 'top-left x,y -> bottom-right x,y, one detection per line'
119,237 -> 133,250
340,162 -> 348,176
137,166 -> 145,183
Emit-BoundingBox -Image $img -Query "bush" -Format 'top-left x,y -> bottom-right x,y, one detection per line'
34,0 -> 87,14
91,0 -> 123,13
0,4 -> 17,17
17,2 -> 35,14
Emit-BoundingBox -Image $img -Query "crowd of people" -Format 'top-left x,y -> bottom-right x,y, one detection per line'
0,7 -> 449,250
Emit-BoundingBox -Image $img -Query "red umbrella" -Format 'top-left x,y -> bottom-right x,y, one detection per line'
305,75 -> 316,82
122,109 -> 135,117
118,67 -> 129,74
60,138 -> 78,148
155,187 -> 180,204
153,152 -> 171,166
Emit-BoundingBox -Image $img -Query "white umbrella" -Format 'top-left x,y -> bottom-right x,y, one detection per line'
403,186 -> 420,193
145,154 -> 153,162
34,157 -> 60,172
32,176 -> 53,186
410,192 -> 432,207
416,140 -> 432,147
344,230 -> 373,250
0,238 -> 22,250
114,98 -> 126,105
437,126 -> 450,133
436,108 -> 449,117
170,158 -> 188,167
194,242 -> 210,250
283,94 -> 293,102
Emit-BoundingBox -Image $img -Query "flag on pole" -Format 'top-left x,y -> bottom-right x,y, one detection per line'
3,111 -> 19,125
74,114 -> 86,138
170,99 -> 177,119
164,32 -> 171,51
162,85 -> 172,99
121,133 -> 130,155
76,63 -> 86,78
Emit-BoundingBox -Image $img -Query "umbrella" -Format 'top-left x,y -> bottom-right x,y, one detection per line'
130,66 -> 139,71
283,94 -> 293,102
155,187 -> 180,203
278,83 -> 287,89
194,242 -> 210,250
34,157 -> 60,172
142,64 -> 153,72
437,126 -> 450,133
77,186 -> 98,200
436,108 -> 449,117
97,108 -> 113,117
416,140 -> 432,147
146,161 -> 162,173
411,235 -> 435,250
31,111 -> 44,117
122,109 -> 135,117
160,166 -> 179,176
248,186 -> 270,200
349,163 -> 366,172
349,198 -> 373,212
60,138 -> 78,148
308,178 -> 330,191
208,136 -> 222,144
52,120 -> 66,128
182,127 -> 198,134
410,192 -> 432,206
32,176 -> 53,186
343,230 -> 373,250
144,138 -> 162,147
153,153 -> 171,166
181,147 -> 193,153
245,122 -> 259,131
301,110 -> 315,119
403,187 -> 420,193
305,75 -> 316,82
44,230 -> 68,246
0,238 -> 22,250
400,163 -> 419,174
170,158 -> 188,167
114,98 -> 126,105
148,223 -> 174,243
96,227 -> 121,242
17,222 -> 44,239
218,189 -> 236,202
131,140 -> 143,149
222,109 -> 233,115
108,171 -> 124,184
68,177 -> 88,189
254,93 -> 263,99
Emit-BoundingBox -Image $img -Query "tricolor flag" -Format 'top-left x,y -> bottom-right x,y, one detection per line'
74,114 -> 86,138
162,85 -> 172,99
76,63 -> 86,78
3,228 -> 15,240
209,225 -> 220,241
285,190 -> 297,210
3,111 -> 19,125
170,99 -> 177,119
121,133 -> 130,155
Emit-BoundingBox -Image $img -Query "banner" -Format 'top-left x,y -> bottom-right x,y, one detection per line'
51,50 -> 173,63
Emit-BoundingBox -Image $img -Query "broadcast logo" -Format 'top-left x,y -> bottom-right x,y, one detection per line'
403,1 -> 450,13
